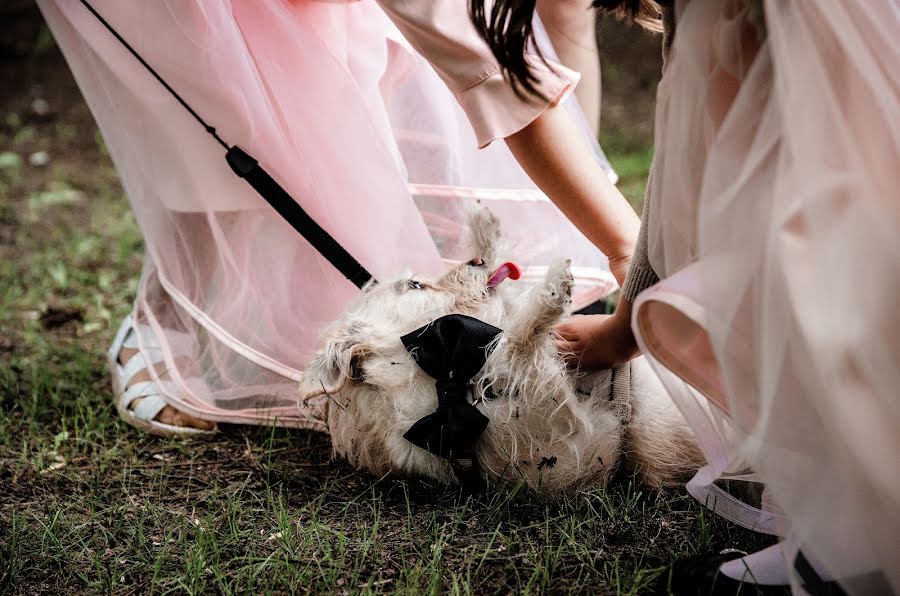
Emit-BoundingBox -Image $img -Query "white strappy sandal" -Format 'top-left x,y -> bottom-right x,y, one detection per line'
108,314 -> 217,437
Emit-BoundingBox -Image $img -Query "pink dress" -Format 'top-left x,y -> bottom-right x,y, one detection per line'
631,0 -> 899,590
37,0 -> 618,429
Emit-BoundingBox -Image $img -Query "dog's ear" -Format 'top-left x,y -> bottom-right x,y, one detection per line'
298,325 -> 372,403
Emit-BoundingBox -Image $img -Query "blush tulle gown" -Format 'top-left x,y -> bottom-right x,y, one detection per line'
38,0 -> 618,429
631,0 -> 899,591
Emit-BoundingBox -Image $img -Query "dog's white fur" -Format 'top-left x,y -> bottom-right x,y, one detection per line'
299,208 -> 703,495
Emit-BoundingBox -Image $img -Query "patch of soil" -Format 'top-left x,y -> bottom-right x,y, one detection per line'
0,2 -> 45,57
39,305 -> 84,330
0,331 -> 15,354
0,3 -> 101,160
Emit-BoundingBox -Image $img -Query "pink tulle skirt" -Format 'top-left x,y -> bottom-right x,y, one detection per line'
632,0 -> 899,590
38,0 -> 618,429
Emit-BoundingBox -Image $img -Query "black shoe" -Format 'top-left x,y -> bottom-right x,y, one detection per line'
668,552 -> 792,596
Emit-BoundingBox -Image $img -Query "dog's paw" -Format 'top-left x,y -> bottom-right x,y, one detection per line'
467,205 -> 502,264
505,259 -> 573,340
544,259 -> 574,302
534,259 -> 573,323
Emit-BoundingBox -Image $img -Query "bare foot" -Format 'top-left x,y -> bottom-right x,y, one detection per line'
117,346 -> 215,431
554,303 -> 639,370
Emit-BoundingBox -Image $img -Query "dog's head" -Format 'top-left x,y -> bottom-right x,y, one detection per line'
297,208 -> 516,482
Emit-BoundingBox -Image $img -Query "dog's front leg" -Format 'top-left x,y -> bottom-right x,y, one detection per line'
477,259 -> 617,494
485,259 -> 573,389
504,259 -> 573,349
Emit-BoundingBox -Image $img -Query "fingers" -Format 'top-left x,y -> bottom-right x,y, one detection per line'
555,338 -> 577,352
553,325 -> 578,342
553,314 -> 587,341
554,313 -> 636,369
555,339 -> 580,365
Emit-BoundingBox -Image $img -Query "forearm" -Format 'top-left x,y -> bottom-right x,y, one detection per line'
374,0 -> 638,282
505,105 -> 639,284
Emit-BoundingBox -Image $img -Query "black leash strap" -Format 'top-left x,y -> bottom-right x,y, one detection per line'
225,148 -> 373,288
78,0 -> 375,289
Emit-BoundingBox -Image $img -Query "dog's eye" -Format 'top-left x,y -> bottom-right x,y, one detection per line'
407,280 -> 424,290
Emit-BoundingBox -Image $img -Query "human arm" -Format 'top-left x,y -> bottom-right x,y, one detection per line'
555,167 -> 660,367
374,0 -> 639,284
504,107 -> 639,284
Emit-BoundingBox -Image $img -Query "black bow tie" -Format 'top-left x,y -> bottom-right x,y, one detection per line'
400,314 -> 502,460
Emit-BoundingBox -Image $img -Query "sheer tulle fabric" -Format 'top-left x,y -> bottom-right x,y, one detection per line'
38,0 -> 617,429
633,0 -> 899,591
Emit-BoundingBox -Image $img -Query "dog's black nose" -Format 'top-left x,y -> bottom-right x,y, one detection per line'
468,257 -> 485,267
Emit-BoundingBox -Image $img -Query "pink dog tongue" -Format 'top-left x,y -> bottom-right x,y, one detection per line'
487,262 -> 521,289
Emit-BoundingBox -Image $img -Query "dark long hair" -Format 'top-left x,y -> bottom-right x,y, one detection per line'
469,0 -> 662,98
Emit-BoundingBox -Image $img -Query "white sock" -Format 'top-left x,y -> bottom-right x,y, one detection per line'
719,543 -> 791,585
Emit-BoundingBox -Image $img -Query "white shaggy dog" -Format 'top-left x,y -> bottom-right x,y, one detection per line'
298,208 -> 703,495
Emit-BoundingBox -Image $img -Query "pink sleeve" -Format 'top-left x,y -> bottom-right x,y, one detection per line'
375,0 -> 580,148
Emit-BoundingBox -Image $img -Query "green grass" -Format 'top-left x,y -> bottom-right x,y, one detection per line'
0,52 -> 770,595
602,132 -> 654,212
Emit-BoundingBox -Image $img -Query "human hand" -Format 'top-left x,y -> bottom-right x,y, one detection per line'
554,298 -> 639,369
